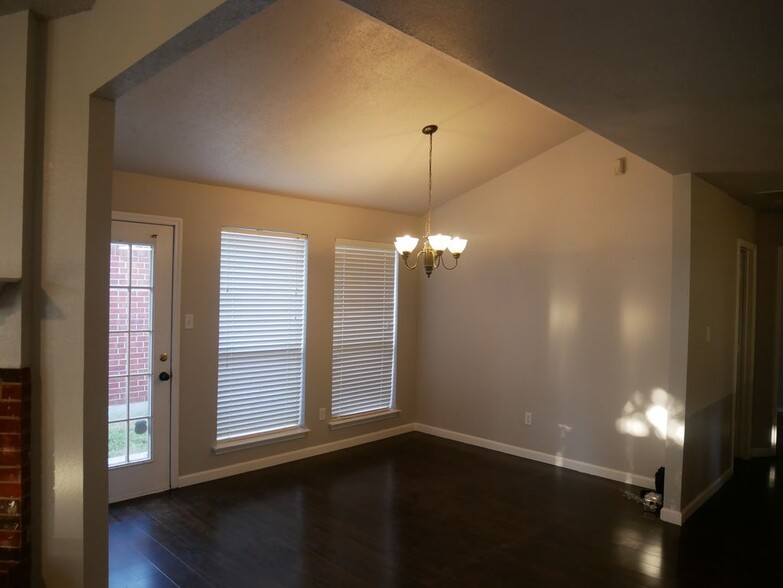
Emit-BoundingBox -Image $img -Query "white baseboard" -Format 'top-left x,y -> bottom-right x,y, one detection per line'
178,422 -> 658,497
414,423 -> 655,489
679,466 -> 733,523
751,447 -> 774,458
110,484 -> 171,505
660,508 -> 682,525
179,423 -> 415,488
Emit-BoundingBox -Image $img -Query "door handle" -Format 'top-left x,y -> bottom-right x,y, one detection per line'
159,372 -> 171,382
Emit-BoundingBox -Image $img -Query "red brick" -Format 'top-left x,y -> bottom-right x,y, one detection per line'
0,546 -> 21,562
0,532 -> 18,549
0,387 -> 19,402
0,436 -> 19,452
0,452 -> 19,467
0,500 -> 20,516
0,423 -> 19,436
0,405 -> 18,420
0,471 -> 19,485
0,485 -> 20,500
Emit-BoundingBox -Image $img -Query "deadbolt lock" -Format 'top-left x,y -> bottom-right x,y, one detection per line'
159,352 -> 169,362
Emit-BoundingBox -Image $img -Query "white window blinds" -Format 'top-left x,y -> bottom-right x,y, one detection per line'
331,239 -> 398,418
216,228 -> 308,442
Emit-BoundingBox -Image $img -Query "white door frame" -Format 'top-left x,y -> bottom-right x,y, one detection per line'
732,239 -> 757,461
772,246 -> 783,453
112,211 -> 183,491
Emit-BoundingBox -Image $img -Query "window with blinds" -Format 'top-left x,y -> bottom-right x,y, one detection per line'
216,228 -> 308,445
331,239 -> 398,420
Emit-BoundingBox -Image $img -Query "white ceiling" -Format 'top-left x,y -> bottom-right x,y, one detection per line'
113,0 -> 583,215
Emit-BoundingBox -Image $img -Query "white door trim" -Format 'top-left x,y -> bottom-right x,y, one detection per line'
772,246 -> 783,453
732,239 -> 757,461
112,211 -> 183,490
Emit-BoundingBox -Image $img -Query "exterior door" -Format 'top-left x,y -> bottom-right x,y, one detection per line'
108,220 -> 173,502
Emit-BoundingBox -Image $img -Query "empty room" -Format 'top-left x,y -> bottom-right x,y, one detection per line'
1,1 -> 783,586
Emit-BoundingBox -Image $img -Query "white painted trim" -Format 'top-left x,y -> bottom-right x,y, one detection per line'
732,239 -> 757,461
213,427 -> 310,454
660,508 -> 682,525
414,424 -> 655,489
329,408 -> 400,430
747,241 -> 758,456
109,483 -> 171,505
772,247 -> 783,451
112,211 -> 183,490
679,467 -> 733,523
179,423 -> 415,487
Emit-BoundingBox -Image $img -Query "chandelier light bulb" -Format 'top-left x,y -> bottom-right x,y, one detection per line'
394,235 -> 419,255
393,124 -> 466,277
448,237 -> 467,256
427,234 -> 452,252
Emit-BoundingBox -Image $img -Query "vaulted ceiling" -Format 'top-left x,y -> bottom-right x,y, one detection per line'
113,0 -> 582,214
345,0 -> 783,212
0,0 -> 94,19
109,0 -> 783,213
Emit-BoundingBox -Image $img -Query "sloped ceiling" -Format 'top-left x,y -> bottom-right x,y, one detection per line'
345,0 -> 783,212
0,0 -> 94,19
113,0 -> 583,214
114,0 -> 783,212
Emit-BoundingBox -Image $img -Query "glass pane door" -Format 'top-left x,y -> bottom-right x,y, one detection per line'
108,219 -> 173,503
109,242 -> 154,466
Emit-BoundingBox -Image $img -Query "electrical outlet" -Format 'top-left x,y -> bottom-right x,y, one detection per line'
319,408 -> 326,421
524,412 -> 533,426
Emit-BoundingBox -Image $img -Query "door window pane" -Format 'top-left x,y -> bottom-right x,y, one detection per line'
129,418 -> 151,463
108,240 -> 155,467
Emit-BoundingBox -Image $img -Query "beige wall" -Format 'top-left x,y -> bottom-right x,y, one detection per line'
113,171 -> 421,476
0,11 -> 27,282
417,131 -> 674,481
681,176 -> 755,507
0,11 -> 33,367
41,2 -> 225,585
753,212 -> 783,443
662,174 -> 692,519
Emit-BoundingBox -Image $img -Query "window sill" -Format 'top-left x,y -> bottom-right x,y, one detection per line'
213,426 -> 310,454
328,409 -> 401,430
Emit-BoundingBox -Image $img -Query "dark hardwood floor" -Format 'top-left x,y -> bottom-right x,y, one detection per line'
109,433 -> 783,587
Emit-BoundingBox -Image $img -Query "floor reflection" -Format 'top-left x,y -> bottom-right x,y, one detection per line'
109,436 -> 783,587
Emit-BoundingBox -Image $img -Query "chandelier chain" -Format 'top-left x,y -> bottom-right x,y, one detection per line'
393,123 -> 466,277
425,130 -> 433,237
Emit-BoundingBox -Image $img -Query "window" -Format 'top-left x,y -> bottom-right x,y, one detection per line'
216,228 -> 308,450
331,239 -> 399,424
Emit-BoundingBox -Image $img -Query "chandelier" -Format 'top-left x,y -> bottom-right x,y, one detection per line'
394,124 -> 467,277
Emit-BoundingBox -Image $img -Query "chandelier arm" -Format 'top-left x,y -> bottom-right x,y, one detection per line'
402,250 -> 425,270
440,254 -> 459,270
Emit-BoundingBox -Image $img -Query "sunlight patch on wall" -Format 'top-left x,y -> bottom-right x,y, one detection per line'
615,387 -> 684,447
548,296 -> 580,337
554,423 -> 573,467
621,298 -> 654,344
